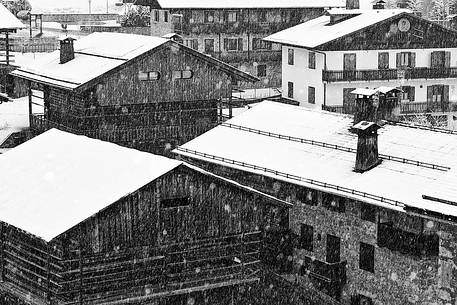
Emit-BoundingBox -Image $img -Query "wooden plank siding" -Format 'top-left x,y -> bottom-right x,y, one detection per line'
31,44 -> 235,154
0,165 -> 284,304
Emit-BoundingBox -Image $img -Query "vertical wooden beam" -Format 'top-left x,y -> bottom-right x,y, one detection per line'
78,228 -> 84,305
5,32 -> 9,66
46,243 -> 51,304
29,14 -> 32,38
0,222 -> 4,282
28,81 -> 33,127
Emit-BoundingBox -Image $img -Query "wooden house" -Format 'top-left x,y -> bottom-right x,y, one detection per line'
9,32 -> 258,155
175,101 -> 457,305
0,2 -> 25,100
0,129 -> 288,305
121,0 -> 346,89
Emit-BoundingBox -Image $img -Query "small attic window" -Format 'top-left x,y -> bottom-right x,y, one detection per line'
139,71 -> 161,81
173,70 -> 193,79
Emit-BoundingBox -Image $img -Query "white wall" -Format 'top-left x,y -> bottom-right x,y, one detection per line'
281,46 -> 325,108
325,48 -> 457,70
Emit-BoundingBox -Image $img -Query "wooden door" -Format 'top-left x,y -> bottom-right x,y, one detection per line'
326,234 -> 340,263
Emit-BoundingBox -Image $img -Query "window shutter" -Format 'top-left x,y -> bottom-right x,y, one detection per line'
445,51 -> 451,68
238,38 -> 243,51
443,85 -> 450,102
410,52 -> 416,68
427,86 -> 433,103
410,86 -> 415,101
431,51 -> 438,68
223,11 -> 228,22
223,38 -> 228,50
396,53 -> 401,68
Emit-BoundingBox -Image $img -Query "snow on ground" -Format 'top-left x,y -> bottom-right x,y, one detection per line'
0,92 -> 44,145
11,52 -> 49,67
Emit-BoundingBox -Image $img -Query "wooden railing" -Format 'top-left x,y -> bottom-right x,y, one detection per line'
323,67 -> 457,82
377,222 -> 439,258
322,101 -> 457,115
204,50 -> 281,63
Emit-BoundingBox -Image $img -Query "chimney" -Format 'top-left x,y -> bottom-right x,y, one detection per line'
352,121 -> 382,173
59,37 -> 76,64
352,87 -> 401,125
373,0 -> 386,9
346,0 -> 360,9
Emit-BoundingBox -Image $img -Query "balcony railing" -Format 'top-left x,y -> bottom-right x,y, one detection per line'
322,101 -> 457,115
377,222 -> 439,258
204,50 -> 281,63
323,67 -> 457,82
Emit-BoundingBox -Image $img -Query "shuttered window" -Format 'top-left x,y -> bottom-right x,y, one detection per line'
309,52 -> 316,69
173,70 -> 193,80
204,10 -> 214,23
308,86 -> 315,104
288,48 -> 294,65
287,81 -> 294,98
360,242 -> 375,273
322,193 -> 345,213
224,38 -> 243,51
204,39 -> 214,53
378,52 -> 389,69
161,197 -> 190,209
396,52 -> 416,68
431,51 -> 451,68
299,224 -> 314,251
257,64 -> 266,77
139,71 -> 161,81
400,86 -> 415,101
361,203 -> 376,223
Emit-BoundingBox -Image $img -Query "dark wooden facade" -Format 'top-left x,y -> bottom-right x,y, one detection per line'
23,42 -> 247,155
0,164 -> 287,305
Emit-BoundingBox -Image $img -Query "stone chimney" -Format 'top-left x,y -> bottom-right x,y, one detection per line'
59,37 -> 76,64
346,0 -> 360,9
352,121 -> 382,173
352,87 -> 401,125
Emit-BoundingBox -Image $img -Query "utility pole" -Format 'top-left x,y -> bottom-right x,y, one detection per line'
88,0 -> 92,14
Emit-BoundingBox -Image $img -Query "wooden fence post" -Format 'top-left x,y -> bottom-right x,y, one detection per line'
0,222 -> 4,282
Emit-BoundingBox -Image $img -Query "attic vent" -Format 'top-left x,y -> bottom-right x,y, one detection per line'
373,0 -> 386,9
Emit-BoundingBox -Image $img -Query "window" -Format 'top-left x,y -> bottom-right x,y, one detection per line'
154,10 -> 159,22
252,38 -> 272,50
326,234 -> 340,263
204,39 -> 214,53
431,51 -> 450,68
296,188 -> 317,205
308,86 -> 315,104
185,39 -> 198,50
258,10 -> 267,23
322,193 -> 345,213
427,85 -> 449,104
288,48 -> 294,65
352,295 -> 374,305
189,11 -> 198,23
343,53 -> 356,71
224,38 -> 242,51
164,11 -> 169,22
400,86 -> 415,102
161,196 -> 190,209
359,242 -> 374,273
396,52 -> 415,68
227,11 -> 237,23
287,81 -> 294,98
173,70 -> 193,79
257,64 -> 266,77
299,224 -> 313,251
378,52 -> 389,69
138,71 -> 161,81
204,10 -> 214,23
308,52 -> 316,69
360,203 -> 376,223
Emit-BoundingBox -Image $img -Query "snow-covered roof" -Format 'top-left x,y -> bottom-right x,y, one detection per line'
0,129 -> 181,241
175,101 -> 457,219
140,0 -> 345,9
0,3 -> 25,30
10,33 -> 168,90
264,9 -> 409,49
0,128 -> 286,242
10,32 -> 257,90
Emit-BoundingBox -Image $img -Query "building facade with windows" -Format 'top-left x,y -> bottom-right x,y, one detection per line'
122,0 -> 346,89
9,32 -> 257,155
0,129 -> 287,305
265,8 -> 457,110
175,101 -> 457,305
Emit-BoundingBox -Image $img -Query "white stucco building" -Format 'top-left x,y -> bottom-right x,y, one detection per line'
265,8 -> 457,111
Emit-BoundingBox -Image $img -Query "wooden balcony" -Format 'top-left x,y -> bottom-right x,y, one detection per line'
322,101 -> 457,115
377,222 -> 439,258
178,21 -> 299,35
300,256 -> 346,300
205,50 -> 281,63
323,67 -> 457,82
